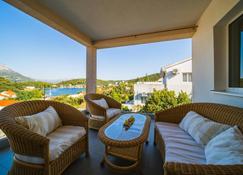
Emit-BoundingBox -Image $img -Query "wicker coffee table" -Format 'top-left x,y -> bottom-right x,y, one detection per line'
98,113 -> 151,173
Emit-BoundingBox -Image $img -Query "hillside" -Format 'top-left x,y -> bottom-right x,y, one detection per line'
0,65 -> 161,87
56,78 -> 118,86
127,73 -> 161,83
0,65 -> 33,82
57,73 -> 161,86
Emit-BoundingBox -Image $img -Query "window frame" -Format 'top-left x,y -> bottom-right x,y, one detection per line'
228,14 -> 243,88
182,73 -> 188,82
182,73 -> 192,82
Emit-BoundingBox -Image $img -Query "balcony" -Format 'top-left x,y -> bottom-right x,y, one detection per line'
1,0 -> 243,175
0,119 -> 163,175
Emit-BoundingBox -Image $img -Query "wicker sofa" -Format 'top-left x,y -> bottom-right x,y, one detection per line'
0,100 -> 89,175
84,93 -> 121,129
154,103 -> 243,175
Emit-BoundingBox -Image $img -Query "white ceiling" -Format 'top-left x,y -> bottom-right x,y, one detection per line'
38,0 -> 211,41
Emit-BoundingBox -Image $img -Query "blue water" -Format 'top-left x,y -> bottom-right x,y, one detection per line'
45,88 -> 85,97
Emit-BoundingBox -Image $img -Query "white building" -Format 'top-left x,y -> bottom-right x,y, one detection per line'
161,58 -> 192,95
134,82 -> 164,105
133,58 -> 192,105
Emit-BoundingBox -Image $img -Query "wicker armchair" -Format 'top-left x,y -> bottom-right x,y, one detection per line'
84,93 -> 121,129
154,103 -> 243,175
0,100 -> 89,175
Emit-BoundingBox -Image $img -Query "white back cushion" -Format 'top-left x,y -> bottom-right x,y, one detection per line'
15,106 -> 62,136
92,98 -> 109,109
205,126 -> 243,165
179,111 -> 230,146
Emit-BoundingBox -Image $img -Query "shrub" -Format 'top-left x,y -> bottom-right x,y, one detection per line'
16,89 -> 43,100
122,105 -> 131,111
142,89 -> 191,113
50,95 -> 84,108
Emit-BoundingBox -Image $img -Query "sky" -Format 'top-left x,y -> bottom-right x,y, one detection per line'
0,1 -> 192,81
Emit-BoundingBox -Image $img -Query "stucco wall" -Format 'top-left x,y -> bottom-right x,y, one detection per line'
192,0 -> 243,107
166,59 -> 192,95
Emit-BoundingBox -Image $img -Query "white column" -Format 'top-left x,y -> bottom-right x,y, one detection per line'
86,46 -> 97,94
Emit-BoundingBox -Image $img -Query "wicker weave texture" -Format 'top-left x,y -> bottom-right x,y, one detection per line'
98,113 -> 151,172
0,100 -> 89,175
155,103 -> 243,175
84,93 -> 122,129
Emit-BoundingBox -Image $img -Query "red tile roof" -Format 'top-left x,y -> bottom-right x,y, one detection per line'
0,100 -> 17,106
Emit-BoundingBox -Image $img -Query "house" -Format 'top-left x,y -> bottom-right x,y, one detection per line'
0,90 -> 17,99
0,100 -> 17,110
133,58 -> 192,105
24,86 -> 35,91
161,58 -> 192,95
0,94 -> 6,100
134,82 -> 164,105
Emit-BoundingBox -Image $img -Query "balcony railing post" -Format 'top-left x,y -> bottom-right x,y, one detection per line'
86,46 -> 97,94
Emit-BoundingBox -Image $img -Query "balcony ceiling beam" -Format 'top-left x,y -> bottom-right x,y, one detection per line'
5,0 -> 92,46
93,26 -> 197,49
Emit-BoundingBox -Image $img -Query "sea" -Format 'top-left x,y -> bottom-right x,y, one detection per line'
45,88 -> 85,97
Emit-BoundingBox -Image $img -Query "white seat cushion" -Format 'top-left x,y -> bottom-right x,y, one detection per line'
179,111 -> 230,146
106,108 -> 121,119
15,106 -> 62,136
15,126 -> 86,164
90,115 -> 105,121
156,122 -> 206,164
92,98 -> 109,109
205,126 -> 243,165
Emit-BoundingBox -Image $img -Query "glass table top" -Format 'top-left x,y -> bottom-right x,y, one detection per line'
104,113 -> 146,141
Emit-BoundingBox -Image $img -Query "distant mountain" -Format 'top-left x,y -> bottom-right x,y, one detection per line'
0,65 -> 33,82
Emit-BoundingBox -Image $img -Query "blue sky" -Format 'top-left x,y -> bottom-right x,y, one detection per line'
0,1 -> 191,81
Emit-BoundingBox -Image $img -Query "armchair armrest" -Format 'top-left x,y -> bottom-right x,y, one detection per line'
104,96 -> 122,109
164,162 -> 243,175
86,99 -> 107,117
1,122 -> 49,160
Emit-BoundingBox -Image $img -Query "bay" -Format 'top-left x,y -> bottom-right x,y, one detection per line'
45,88 -> 85,97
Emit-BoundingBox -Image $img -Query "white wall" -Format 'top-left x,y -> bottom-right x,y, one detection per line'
192,0 -> 243,107
134,82 -> 164,105
166,59 -> 192,95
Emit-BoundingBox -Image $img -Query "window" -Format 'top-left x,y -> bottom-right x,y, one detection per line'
229,15 -> 243,87
188,73 -> 192,82
183,73 -> 187,82
183,73 -> 192,82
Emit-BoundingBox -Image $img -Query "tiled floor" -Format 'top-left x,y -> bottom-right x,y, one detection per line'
0,120 -> 163,175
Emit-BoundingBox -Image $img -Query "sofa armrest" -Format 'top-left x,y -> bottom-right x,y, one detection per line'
164,162 -> 243,175
155,104 -> 193,124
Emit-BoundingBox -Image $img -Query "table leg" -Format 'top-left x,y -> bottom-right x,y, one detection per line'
100,157 -> 105,167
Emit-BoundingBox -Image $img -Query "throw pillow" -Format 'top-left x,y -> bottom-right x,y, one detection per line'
179,111 -> 230,145
15,106 -> 62,136
205,126 -> 243,164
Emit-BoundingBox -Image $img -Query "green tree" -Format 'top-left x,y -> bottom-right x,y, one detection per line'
104,82 -> 134,103
121,105 -> 131,111
16,90 -> 43,100
142,89 -> 178,113
51,95 -> 84,108
177,91 -> 191,104
142,89 -> 191,113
